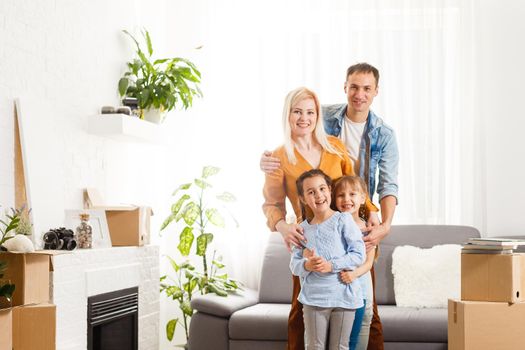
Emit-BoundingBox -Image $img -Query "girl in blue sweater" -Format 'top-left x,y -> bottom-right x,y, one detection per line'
290,169 -> 366,350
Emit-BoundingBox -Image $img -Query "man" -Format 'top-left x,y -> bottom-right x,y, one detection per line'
261,62 -> 398,350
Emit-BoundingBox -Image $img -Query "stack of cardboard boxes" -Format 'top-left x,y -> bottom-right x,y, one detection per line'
0,251 -> 57,350
449,238 -> 525,350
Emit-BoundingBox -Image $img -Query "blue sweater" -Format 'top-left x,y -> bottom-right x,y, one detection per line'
290,211 -> 366,309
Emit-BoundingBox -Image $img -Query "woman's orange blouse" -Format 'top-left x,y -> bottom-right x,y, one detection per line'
262,136 -> 378,231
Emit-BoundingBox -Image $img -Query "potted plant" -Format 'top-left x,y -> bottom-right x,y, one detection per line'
118,28 -> 202,123
0,261 -> 15,309
160,166 -> 241,347
0,208 -> 20,309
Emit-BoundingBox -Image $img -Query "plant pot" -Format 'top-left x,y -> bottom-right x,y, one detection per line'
0,279 -> 14,309
142,108 -> 165,124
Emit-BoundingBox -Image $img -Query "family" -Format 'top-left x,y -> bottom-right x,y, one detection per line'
261,63 -> 399,350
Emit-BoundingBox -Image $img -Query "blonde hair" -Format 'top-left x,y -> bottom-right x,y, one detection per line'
282,87 -> 342,164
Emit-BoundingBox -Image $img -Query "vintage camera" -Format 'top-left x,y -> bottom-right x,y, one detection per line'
43,227 -> 77,250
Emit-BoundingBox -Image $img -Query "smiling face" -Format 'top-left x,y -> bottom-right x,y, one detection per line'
289,97 -> 318,138
344,72 -> 378,116
300,175 -> 332,215
334,182 -> 366,215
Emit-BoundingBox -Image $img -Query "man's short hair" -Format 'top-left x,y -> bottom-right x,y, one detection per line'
346,63 -> 380,86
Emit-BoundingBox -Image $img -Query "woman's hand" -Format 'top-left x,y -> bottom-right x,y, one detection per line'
275,220 -> 305,251
340,270 -> 358,284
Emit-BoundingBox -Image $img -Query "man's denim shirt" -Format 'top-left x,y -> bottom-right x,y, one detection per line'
322,104 -> 399,203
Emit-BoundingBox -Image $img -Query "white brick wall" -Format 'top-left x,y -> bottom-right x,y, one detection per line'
0,0 -> 200,347
0,0 -> 171,212
51,245 -> 160,350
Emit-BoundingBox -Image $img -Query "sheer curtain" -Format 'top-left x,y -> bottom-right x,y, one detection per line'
164,0 -> 478,289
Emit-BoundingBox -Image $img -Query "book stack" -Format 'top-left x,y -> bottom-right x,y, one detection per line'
461,237 -> 525,254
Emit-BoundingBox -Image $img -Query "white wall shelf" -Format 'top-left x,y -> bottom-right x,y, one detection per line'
88,114 -> 159,143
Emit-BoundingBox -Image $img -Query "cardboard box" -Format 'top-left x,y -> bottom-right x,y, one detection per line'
84,188 -> 152,246
0,308 -> 12,350
448,299 -> 525,350
12,303 -> 56,350
0,252 -> 51,307
461,253 -> 525,303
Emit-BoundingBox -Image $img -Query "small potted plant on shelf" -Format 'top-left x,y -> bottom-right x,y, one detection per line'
160,166 -> 242,348
118,28 -> 202,124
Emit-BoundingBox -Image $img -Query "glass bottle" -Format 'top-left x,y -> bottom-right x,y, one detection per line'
76,213 -> 93,249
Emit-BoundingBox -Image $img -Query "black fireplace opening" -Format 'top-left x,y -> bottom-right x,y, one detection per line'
88,286 -> 139,350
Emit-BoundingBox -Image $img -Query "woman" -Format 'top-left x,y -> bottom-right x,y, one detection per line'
262,87 -> 377,350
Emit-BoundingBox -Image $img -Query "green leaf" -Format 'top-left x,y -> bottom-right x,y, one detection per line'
202,166 -> 220,179
205,208 -> 225,228
122,30 -> 141,52
194,178 -> 211,189
160,214 -> 176,231
143,29 -> 153,56
166,255 -> 180,272
166,319 -> 177,341
118,77 -> 130,96
177,227 -> 194,256
207,283 -> 228,297
166,286 -> 183,299
196,233 -> 214,256
182,202 -> 199,226
172,183 -> 192,196
212,260 -> 225,269
215,273 -> 228,280
181,300 -> 193,316
216,192 -> 236,202
153,58 -> 170,65
183,278 -> 198,294
0,283 -> 15,299
180,261 -> 195,270
171,194 -> 190,216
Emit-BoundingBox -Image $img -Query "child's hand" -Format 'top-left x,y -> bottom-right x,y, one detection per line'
308,255 -> 332,273
340,270 -> 358,284
303,249 -> 332,273
303,248 -> 315,259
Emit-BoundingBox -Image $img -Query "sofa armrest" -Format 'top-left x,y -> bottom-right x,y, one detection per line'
191,288 -> 259,318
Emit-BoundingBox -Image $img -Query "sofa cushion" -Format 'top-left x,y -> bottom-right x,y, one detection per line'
229,303 -> 290,340
379,305 -> 448,342
191,288 -> 259,317
392,244 -> 461,308
258,234 -> 293,303
374,225 -> 480,305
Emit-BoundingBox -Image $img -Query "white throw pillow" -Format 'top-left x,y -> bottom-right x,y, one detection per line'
391,244 -> 461,308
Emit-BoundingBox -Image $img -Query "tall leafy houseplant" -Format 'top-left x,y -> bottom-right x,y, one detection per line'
118,28 -> 202,123
160,166 -> 241,347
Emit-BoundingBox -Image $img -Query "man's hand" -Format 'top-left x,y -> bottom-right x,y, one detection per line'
366,211 -> 380,228
363,223 -> 390,250
275,220 -> 305,252
340,270 -> 358,284
260,151 -> 281,174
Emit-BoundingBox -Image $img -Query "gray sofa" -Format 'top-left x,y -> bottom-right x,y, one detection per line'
189,225 -> 480,350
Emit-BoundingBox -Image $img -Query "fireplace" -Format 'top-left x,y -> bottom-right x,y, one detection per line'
87,286 -> 139,350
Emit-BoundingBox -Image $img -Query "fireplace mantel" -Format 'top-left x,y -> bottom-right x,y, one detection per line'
50,245 -> 159,350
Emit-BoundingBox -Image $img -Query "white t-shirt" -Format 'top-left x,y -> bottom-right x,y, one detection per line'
340,117 -> 366,169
